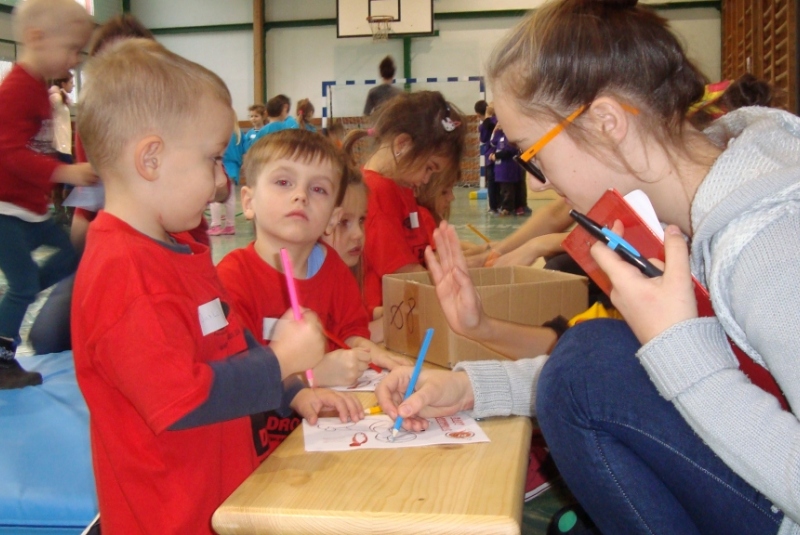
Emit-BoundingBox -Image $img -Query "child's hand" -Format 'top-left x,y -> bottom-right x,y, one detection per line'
347,336 -> 413,371
53,162 -> 98,186
375,367 -> 474,432
313,347 -> 372,387
591,222 -> 698,344
270,308 -> 326,379
290,388 -> 364,425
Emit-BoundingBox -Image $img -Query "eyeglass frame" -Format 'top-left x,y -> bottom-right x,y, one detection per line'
513,103 -> 639,184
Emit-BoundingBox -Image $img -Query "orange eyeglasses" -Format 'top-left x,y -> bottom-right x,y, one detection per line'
513,104 -> 639,183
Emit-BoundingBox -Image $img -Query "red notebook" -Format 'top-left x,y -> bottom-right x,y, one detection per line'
562,189 -> 789,410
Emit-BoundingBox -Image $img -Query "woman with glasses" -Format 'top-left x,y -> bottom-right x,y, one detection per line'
377,0 -> 800,533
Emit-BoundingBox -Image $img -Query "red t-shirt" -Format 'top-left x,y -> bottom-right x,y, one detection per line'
72,212 -> 260,535
417,205 -> 438,245
216,241 -> 370,458
362,169 -> 434,312
0,64 -> 61,214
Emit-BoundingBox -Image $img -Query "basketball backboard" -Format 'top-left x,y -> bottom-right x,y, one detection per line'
337,0 -> 434,39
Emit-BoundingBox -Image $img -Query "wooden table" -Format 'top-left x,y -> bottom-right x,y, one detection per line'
213,392 -> 532,535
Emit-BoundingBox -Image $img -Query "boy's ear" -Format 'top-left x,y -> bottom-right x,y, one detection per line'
324,207 -> 343,236
240,186 -> 256,220
134,135 -> 164,181
23,27 -> 45,47
587,97 -> 628,143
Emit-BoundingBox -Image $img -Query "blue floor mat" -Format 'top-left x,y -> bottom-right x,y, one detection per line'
0,352 -> 97,535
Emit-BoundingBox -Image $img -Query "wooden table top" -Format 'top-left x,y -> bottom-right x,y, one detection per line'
213,392 -> 532,535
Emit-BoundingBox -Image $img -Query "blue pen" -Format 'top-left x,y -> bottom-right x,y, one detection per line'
390,328 -> 434,442
569,210 -> 664,278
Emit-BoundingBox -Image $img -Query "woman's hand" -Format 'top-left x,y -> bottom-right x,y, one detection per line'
424,222 -> 486,338
591,223 -> 698,344
375,367 -> 474,432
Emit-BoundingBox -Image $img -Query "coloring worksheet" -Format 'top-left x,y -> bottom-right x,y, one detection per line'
303,413 -> 490,452
331,368 -> 386,392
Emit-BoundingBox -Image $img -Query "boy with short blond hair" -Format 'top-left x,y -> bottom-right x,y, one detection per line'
73,39 -> 362,534
217,129 -> 407,458
0,0 -> 96,389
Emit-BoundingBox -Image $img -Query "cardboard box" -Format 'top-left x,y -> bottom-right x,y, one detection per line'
383,266 -> 588,368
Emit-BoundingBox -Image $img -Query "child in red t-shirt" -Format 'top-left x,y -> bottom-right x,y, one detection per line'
320,164 -> 387,343
217,130 -> 407,458
342,91 -> 466,315
0,0 -> 96,389
72,40 -> 362,535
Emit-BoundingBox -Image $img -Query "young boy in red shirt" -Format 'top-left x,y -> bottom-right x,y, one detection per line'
216,129 -> 408,458
72,40 -> 363,535
0,0 -> 96,389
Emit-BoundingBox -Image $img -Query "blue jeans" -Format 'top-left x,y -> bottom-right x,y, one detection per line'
537,319 -> 783,535
0,215 -> 77,341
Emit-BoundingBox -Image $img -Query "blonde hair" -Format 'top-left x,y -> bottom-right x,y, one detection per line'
415,166 -> 459,224
78,39 -> 233,174
242,129 -> 347,206
13,0 -> 92,43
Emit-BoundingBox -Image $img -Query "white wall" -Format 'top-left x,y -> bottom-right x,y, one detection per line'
665,8 -> 721,81
132,0 -> 251,28
0,12 -> 12,42
127,0 -> 721,121
155,30 -> 254,120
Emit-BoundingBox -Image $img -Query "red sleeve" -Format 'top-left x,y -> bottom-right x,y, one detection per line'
93,295 -> 214,434
216,252 -> 262,339
0,67 -> 61,187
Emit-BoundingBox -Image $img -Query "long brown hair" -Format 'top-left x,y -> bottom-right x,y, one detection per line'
342,91 -> 465,178
415,166 -> 459,224
488,0 -> 709,168
296,98 -> 315,131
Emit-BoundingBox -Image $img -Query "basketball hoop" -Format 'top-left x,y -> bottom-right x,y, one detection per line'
367,15 -> 394,42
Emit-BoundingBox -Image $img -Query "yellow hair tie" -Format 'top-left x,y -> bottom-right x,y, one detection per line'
687,80 -> 733,118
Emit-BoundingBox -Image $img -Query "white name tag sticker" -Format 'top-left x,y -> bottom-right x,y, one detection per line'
263,317 -> 280,341
198,298 -> 228,336
409,211 -> 419,229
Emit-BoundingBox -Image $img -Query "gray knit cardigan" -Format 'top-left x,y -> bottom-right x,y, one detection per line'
457,107 -> 800,532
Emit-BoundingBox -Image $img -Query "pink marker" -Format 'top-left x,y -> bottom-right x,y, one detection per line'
280,248 -> 303,321
280,248 -> 315,387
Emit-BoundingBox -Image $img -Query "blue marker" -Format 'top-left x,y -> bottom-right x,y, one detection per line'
390,328 -> 434,442
569,210 -> 664,278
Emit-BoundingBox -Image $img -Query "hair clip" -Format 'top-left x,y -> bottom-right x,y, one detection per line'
367,128 -> 376,136
441,117 -> 461,132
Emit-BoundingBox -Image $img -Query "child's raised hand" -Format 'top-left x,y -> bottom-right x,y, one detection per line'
53,162 -> 98,186
313,347 -> 372,387
290,388 -> 364,425
375,367 -> 474,432
425,222 -> 485,337
270,308 -> 327,379
591,222 -> 698,344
